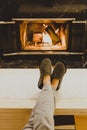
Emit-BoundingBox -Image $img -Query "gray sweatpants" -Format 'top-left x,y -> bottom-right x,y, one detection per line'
23,83 -> 56,130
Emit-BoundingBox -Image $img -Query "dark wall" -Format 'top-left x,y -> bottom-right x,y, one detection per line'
18,0 -> 87,19
0,23 -> 17,53
0,0 -> 87,20
70,21 -> 87,52
0,0 -> 20,20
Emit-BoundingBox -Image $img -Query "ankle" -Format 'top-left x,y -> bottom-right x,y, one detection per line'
51,79 -> 59,90
43,75 -> 51,86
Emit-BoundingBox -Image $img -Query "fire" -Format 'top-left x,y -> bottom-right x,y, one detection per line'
20,21 -> 68,50
42,32 -> 52,45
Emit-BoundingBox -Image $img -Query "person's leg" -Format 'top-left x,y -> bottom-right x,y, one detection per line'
23,58 -> 55,130
33,81 -> 56,130
23,59 -> 66,130
23,76 -> 56,130
33,61 -> 66,130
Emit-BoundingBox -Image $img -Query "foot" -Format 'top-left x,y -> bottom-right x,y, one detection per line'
51,62 -> 67,90
38,58 -> 52,89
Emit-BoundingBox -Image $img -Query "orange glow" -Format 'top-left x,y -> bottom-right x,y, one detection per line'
20,20 -> 68,50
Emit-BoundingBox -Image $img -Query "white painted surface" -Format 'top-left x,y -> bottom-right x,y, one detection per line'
0,69 -> 40,98
0,69 -> 87,113
0,68 -> 87,98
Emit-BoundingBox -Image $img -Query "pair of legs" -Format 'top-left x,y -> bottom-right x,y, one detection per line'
23,58 -> 66,130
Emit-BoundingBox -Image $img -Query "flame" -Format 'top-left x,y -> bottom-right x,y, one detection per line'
42,32 -> 52,45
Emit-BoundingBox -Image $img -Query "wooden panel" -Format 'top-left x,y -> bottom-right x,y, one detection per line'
0,109 -> 32,130
0,109 -> 87,130
75,115 -> 87,130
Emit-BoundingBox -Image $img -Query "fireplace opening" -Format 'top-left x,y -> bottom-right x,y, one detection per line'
0,18 -> 86,55
19,19 -> 70,51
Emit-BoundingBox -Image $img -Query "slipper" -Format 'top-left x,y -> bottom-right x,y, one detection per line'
51,62 -> 67,90
38,58 -> 52,89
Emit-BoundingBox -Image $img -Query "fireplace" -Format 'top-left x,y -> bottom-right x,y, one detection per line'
0,0 -> 87,56
0,18 -> 86,55
15,18 -> 87,54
